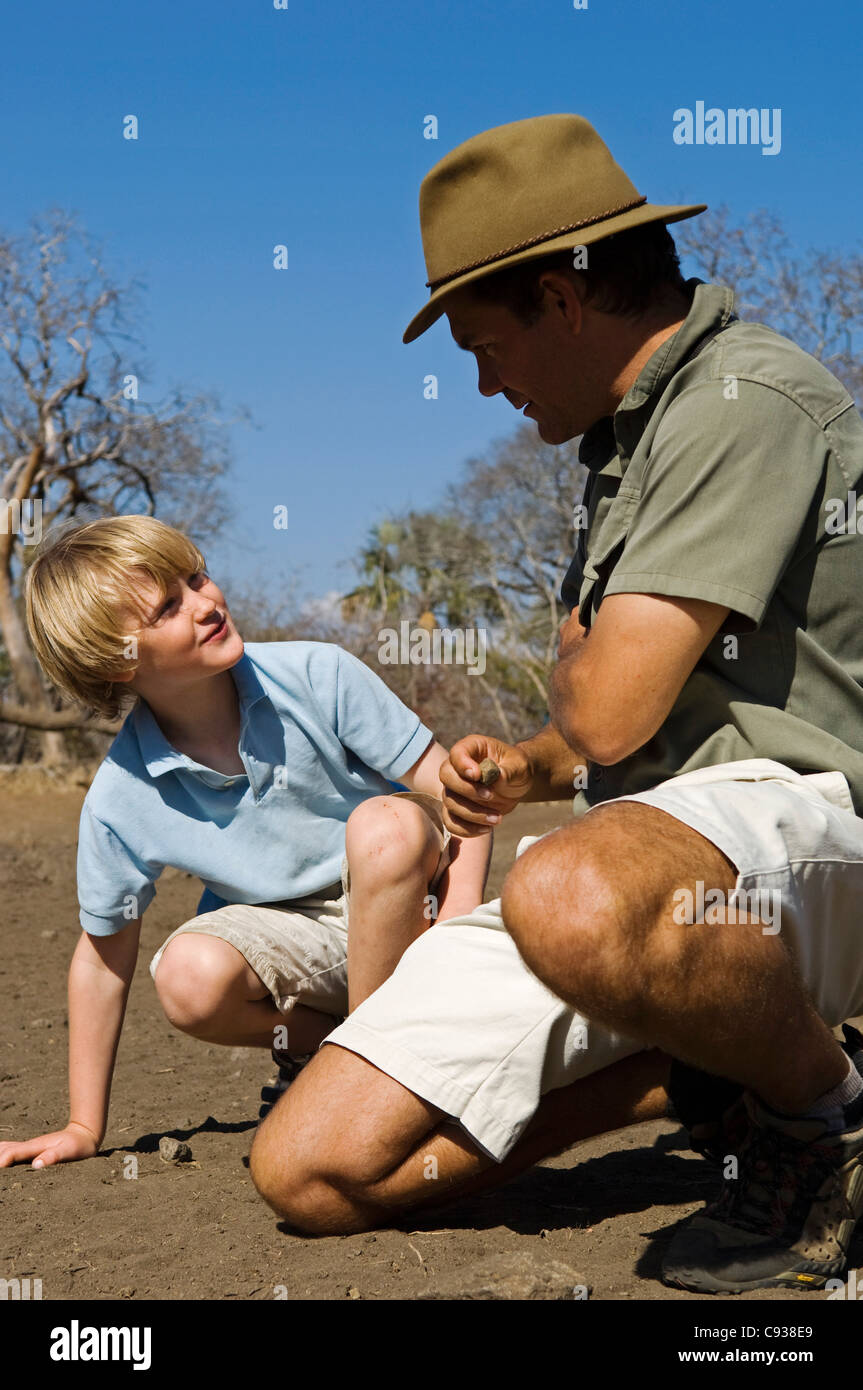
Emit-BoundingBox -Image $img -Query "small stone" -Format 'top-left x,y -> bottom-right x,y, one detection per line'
419,1252 -> 591,1301
347,1286 -> 361,1300
117,1286 -> 136,1299
478,758 -> 501,786
29,1018 -> 52,1029
40,930 -> 58,941
159,1136 -> 193,1163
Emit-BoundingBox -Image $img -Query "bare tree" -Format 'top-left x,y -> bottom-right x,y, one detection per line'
453,426 -> 587,712
0,211 -> 235,761
676,204 -> 863,398
334,425 -> 586,743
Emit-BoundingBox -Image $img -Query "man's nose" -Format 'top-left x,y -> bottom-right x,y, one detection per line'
476,357 -> 503,398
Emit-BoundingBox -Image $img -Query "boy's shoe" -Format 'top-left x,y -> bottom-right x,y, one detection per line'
258,1048 -> 312,1120
662,1049 -> 863,1294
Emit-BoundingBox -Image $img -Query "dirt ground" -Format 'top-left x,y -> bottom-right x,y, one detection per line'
1,770 -> 860,1303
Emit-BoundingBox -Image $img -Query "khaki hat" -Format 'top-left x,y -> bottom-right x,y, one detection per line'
403,113 -> 706,343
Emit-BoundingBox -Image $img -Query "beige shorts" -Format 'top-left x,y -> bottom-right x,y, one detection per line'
324,759 -> 863,1163
148,791 -> 451,1020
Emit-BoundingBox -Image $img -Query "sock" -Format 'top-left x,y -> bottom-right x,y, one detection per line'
802,1054 -> 863,1132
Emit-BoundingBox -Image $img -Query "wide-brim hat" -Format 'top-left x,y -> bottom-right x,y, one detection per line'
403,113 -> 706,343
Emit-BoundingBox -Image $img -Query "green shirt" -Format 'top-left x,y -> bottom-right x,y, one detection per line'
562,278 -> 863,815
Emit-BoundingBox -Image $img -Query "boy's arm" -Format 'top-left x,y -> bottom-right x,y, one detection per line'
399,739 -> 492,919
0,919 -> 141,1169
433,833 -> 493,921
68,921 -> 142,1148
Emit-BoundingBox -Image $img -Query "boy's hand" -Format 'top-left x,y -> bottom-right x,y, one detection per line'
439,735 -> 534,837
0,1122 -> 100,1169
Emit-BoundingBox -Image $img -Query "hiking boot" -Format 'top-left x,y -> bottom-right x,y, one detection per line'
668,1023 -> 863,1167
662,1079 -> 863,1293
258,1047 -> 312,1120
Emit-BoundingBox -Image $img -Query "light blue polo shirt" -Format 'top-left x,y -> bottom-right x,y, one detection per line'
77,641 -> 434,935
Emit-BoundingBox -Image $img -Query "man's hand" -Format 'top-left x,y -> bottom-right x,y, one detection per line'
439,735 -> 534,837
0,1122 -> 100,1170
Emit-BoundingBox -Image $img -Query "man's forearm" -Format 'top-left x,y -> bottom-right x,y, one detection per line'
517,723 -> 588,801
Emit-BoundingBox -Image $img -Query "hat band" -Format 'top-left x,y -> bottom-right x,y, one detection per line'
425,195 -> 649,290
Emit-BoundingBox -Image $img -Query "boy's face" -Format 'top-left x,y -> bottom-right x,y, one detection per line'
114,568 -> 244,691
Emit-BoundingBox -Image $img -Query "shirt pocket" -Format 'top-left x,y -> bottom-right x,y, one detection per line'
578,488 -> 640,627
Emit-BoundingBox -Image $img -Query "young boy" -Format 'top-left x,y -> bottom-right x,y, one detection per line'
0,515 -> 492,1170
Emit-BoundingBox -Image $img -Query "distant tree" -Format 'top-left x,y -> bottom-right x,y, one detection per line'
676,204 -> 863,397
341,520 -> 410,619
0,211 -> 234,762
339,425 -> 587,743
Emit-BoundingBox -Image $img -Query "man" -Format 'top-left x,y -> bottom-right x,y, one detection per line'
250,114 -> 863,1295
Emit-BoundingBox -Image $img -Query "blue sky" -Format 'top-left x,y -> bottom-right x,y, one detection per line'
1,0 -> 860,605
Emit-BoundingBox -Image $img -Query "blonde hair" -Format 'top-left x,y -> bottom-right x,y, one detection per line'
24,515 -> 206,720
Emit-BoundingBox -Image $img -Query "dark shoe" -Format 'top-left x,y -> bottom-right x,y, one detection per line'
841,1021 -> 863,1073
662,1086 -> 863,1294
668,1023 -> 863,1166
258,1048 -> 312,1120
667,1059 -> 747,1165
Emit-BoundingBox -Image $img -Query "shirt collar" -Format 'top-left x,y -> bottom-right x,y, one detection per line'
578,279 -> 737,474
133,652 -> 270,781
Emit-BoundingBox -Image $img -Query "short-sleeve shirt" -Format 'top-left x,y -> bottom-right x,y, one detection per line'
561,278 -> 863,815
77,641 -> 434,935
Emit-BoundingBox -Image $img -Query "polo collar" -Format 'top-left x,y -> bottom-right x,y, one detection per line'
578,279 -> 737,474
133,652 -> 269,781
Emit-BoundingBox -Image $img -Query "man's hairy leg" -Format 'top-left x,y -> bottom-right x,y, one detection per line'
502,802 -> 848,1115
248,1042 -> 669,1235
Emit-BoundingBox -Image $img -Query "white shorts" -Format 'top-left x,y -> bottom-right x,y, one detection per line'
325,759 -> 863,1162
148,791 -> 451,1026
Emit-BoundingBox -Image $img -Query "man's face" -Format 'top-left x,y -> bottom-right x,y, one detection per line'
118,568 -> 244,692
443,276 -> 607,444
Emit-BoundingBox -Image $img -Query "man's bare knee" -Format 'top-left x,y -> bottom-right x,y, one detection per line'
248,1046 -> 441,1233
502,803 -> 740,1013
249,1118 -> 359,1234
502,824 -> 619,982
249,1096 -> 386,1235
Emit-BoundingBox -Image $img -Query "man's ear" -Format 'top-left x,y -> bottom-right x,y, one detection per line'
537,270 -> 584,333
